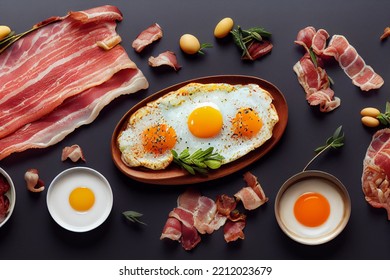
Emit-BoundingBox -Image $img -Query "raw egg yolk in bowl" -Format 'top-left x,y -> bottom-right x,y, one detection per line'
275,170 -> 351,245
47,167 -> 113,232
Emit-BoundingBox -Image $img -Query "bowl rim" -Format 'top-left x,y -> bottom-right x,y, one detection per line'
274,170 -> 351,245
46,166 -> 113,232
0,167 -> 16,228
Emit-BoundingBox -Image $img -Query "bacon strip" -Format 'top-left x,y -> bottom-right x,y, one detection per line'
148,51 -> 181,71
323,35 -> 384,91
224,220 -> 246,243
132,23 -> 163,53
0,69 -> 147,160
0,6 -> 131,139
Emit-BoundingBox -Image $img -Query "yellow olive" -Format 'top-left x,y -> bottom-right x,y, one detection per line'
214,17 -> 234,39
361,116 -> 380,127
179,34 -> 201,54
0,25 -> 11,41
360,107 -> 380,118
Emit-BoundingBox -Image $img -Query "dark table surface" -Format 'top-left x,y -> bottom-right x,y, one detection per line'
1,0 -> 389,260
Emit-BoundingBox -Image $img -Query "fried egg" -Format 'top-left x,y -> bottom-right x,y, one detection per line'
118,83 -> 279,170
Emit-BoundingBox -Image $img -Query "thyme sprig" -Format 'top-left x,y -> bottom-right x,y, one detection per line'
230,26 -> 272,59
122,211 -> 147,226
198,43 -> 213,55
303,125 -> 345,171
377,101 -> 390,126
172,147 -> 224,175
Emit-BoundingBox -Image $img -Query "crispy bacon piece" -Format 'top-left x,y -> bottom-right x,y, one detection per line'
234,172 -> 269,210
362,128 -> 390,219
132,23 -> 163,53
216,194 -> 237,216
148,51 -> 181,71
61,145 -> 86,162
323,35 -> 384,91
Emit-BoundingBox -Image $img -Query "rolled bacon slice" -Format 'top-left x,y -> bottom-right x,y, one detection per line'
132,23 -> 163,53
0,6 -> 132,139
293,53 -> 341,112
362,128 -> 390,219
323,35 -> 384,91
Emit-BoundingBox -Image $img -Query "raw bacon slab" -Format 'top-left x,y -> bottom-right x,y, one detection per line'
0,69 -> 148,160
362,128 -> 390,219
323,35 -> 384,91
0,5 -> 135,139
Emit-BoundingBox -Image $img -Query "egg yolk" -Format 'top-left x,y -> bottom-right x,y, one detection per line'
294,192 -> 330,227
69,187 -> 95,212
142,124 -> 177,154
187,106 -> 223,138
232,108 -> 262,138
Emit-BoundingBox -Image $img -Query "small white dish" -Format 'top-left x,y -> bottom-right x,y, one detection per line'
46,167 -> 113,232
0,167 -> 16,228
275,170 -> 351,245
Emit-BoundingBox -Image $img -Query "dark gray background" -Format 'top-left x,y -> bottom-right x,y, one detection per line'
0,0 -> 389,260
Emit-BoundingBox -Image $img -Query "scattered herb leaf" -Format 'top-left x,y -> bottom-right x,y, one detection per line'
172,147 -> 224,175
198,43 -> 213,55
230,25 -> 271,59
377,101 -> 390,126
303,125 -> 344,171
122,210 -> 147,225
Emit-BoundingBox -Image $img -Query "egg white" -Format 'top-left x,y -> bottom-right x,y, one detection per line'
47,167 -> 113,232
278,178 -> 346,240
118,83 -> 279,169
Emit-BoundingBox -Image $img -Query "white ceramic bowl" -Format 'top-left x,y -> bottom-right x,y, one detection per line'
275,170 -> 351,245
46,167 -> 113,232
0,168 -> 16,228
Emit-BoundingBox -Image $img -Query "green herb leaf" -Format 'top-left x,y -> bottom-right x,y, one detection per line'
230,25 -> 272,59
377,101 -> 390,126
122,211 -> 147,226
198,43 -> 213,55
303,125 -> 345,171
172,148 -> 224,175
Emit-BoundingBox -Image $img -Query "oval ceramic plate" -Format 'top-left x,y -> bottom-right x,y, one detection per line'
46,167 -> 113,232
111,75 -> 288,185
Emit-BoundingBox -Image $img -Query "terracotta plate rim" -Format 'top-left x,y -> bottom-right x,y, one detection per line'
111,75 -> 288,185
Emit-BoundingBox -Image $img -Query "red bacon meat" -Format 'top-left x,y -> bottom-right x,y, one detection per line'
323,35 -> 384,91
362,128 -> 390,219
132,23 -> 163,53
0,6 -> 148,159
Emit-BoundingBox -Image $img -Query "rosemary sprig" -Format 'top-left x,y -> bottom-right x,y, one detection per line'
377,101 -> 390,126
303,125 -> 345,171
172,147 -> 224,175
198,43 -> 213,55
230,26 -> 271,59
122,211 -> 147,226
